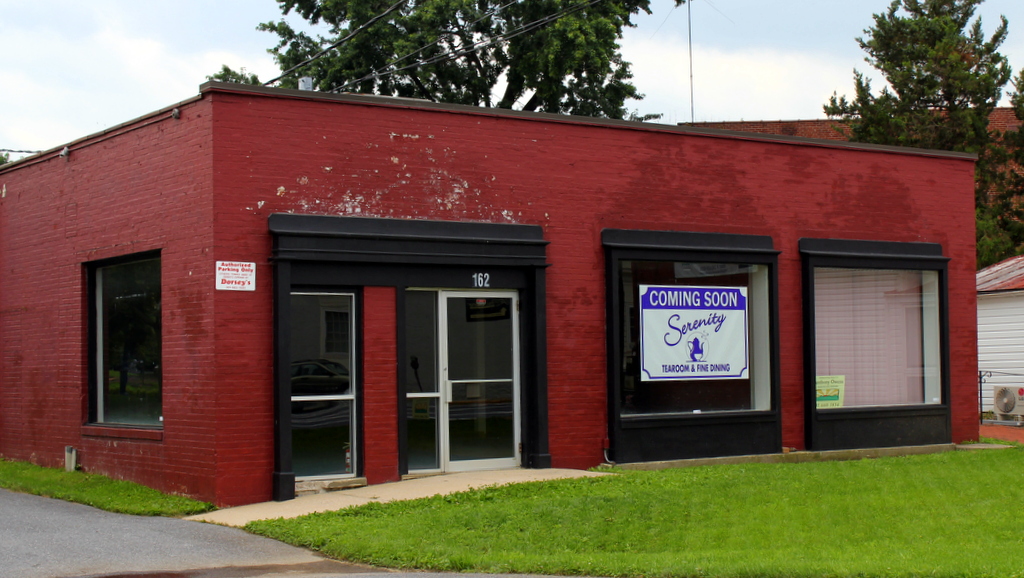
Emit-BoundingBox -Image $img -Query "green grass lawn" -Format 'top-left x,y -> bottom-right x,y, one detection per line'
0,458 -> 213,516
248,447 -> 1024,578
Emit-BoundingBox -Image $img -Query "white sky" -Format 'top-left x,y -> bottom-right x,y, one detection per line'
3,0 -> 1024,159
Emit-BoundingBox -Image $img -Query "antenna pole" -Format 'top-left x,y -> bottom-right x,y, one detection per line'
688,0 -> 694,123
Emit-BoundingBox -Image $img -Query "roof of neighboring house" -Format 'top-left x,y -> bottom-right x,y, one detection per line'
688,107 -> 1023,142
685,118 -> 851,141
978,255 -> 1024,292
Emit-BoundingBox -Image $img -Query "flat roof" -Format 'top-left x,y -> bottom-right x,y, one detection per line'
0,81 -> 977,173
198,82 -> 978,161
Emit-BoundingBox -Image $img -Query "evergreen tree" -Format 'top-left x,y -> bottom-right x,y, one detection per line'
824,0 -> 1019,268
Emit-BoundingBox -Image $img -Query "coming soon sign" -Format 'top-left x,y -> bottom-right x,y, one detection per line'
639,285 -> 748,381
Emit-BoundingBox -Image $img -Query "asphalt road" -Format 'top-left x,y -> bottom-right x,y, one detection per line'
1,488 -> 570,578
0,488 -> 383,578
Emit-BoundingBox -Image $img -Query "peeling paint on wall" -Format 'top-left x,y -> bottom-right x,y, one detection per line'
256,129 -> 528,223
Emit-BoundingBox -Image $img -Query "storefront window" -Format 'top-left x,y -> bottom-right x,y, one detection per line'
813,268 -> 942,408
94,256 -> 162,426
405,290 -> 440,470
619,260 -> 772,416
290,293 -> 356,478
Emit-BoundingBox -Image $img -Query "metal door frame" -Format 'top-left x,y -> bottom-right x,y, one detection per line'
438,290 -> 521,471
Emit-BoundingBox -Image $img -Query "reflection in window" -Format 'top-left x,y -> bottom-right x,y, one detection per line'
814,268 -> 941,408
446,297 -> 513,381
404,291 -> 438,394
619,261 -> 772,416
94,257 -> 162,426
323,311 -> 349,355
290,293 -> 356,478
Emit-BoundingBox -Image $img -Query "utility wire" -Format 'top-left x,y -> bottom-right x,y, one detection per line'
1,149 -> 41,154
650,3 -> 678,39
262,0 -> 406,87
331,0 -> 603,94
409,0 -> 601,67
366,0 -> 520,79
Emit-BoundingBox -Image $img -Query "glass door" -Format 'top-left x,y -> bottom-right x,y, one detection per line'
404,290 -> 520,473
441,292 -> 520,471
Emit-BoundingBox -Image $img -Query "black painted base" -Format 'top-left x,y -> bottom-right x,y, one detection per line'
526,453 -> 553,468
272,471 -> 295,502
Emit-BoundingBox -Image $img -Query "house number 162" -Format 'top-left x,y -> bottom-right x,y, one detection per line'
472,273 -> 491,288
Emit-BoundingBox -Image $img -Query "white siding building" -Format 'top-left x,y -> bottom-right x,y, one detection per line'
977,256 -> 1024,412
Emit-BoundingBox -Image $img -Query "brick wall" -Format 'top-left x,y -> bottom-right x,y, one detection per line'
690,118 -> 851,140
986,107 -> 1021,133
361,286 -> 400,484
0,99 -> 222,501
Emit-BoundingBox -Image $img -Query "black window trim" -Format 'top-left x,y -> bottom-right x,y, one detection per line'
799,237 -> 952,450
603,229 -> 782,437
288,289 -> 362,481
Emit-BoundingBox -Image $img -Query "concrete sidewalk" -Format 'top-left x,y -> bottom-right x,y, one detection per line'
189,441 -> 1015,528
188,468 -> 608,527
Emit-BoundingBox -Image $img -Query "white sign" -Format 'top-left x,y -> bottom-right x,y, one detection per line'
639,285 -> 748,381
216,261 -> 256,291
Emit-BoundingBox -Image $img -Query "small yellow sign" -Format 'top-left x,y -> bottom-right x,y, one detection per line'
816,375 -> 845,408
412,399 -> 431,419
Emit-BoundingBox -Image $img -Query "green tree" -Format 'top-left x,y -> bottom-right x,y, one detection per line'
0,152 -> 9,165
824,0 -> 1019,268
222,0 -> 681,120
207,64 -> 262,85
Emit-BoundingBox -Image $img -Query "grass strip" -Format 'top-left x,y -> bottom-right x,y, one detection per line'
0,458 -> 213,516
981,435 -> 1023,446
248,447 -> 1024,578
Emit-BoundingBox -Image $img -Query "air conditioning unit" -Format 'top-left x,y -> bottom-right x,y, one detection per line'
993,386 -> 1024,418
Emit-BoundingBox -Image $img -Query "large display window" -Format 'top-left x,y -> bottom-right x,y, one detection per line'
603,229 -> 781,463
619,260 -> 772,416
813,267 -> 942,408
800,238 -> 951,451
90,253 -> 162,427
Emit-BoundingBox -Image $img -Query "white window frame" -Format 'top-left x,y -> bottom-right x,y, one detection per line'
292,292 -> 357,480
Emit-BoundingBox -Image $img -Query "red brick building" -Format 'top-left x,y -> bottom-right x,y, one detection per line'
0,82 -> 979,506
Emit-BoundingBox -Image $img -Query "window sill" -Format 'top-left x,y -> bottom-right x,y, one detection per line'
814,404 -> 947,420
81,424 -> 163,441
621,409 -> 777,428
